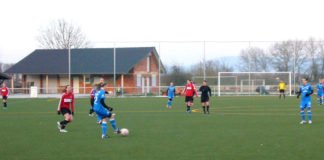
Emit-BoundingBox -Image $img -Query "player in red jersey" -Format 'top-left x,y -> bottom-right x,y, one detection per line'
57,85 -> 75,133
1,83 -> 10,109
182,80 -> 198,113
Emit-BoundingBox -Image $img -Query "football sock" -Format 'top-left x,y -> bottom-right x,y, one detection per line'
97,116 -> 102,123
3,102 -> 7,107
109,119 -> 117,131
207,106 -> 210,113
300,110 -> 305,121
89,108 -> 94,114
307,110 -> 312,121
101,121 -> 107,136
187,106 -> 190,112
60,120 -> 69,129
167,101 -> 171,107
202,106 -> 206,114
283,94 -> 285,99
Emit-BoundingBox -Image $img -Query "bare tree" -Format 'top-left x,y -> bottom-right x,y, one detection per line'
37,19 -> 91,49
191,59 -> 233,76
215,58 -> 234,72
239,47 -> 270,72
304,37 -> 319,81
270,41 -> 295,72
162,64 -> 192,86
318,40 -> 324,78
1,63 -> 14,72
292,40 -> 307,83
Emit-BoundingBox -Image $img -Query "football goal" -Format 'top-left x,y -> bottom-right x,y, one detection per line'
218,72 -> 292,96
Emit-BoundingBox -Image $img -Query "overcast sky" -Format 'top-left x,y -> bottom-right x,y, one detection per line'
1,0 -> 324,66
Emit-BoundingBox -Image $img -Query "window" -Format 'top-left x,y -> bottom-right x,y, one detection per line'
152,74 -> 156,87
137,74 -> 142,87
147,56 -> 150,72
85,75 -> 90,84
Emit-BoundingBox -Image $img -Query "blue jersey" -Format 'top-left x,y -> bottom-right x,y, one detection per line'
167,86 -> 176,98
316,83 -> 324,95
299,84 -> 313,102
93,89 -> 106,112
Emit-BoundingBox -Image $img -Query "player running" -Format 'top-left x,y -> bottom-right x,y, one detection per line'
278,80 -> 286,99
316,79 -> 324,105
182,80 -> 198,113
1,83 -> 9,109
297,78 -> 313,124
57,85 -> 75,133
93,83 -> 120,139
166,81 -> 176,109
89,86 -> 96,116
199,80 -> 212,114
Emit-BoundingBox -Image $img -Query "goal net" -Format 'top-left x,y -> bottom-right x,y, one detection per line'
218,72 -> 292,96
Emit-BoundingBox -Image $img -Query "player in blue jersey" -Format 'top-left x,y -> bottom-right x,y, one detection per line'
166,82 -> 176,109
297,78 -> 314,124
316,79 -> 324,105
93,83 -> 120,139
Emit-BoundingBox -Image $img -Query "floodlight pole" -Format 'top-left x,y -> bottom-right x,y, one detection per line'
158,42 -> 161,96
248,41 -> 251,96
218,72 -> 220,96
289,72 -> 292,96
113,42 -> 116,96
293,40 -> 297,95
68,43 -> 71,86
203,41 -> 206,80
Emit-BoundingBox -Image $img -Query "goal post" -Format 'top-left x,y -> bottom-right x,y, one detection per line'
218,72 -> 292,96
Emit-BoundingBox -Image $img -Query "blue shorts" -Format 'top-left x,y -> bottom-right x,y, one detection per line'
318,93 -> 323,97
95,108 -> 112,120
300,101 -> 311,110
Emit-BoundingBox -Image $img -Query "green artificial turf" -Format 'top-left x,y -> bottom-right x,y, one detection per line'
0,96 -> 324,160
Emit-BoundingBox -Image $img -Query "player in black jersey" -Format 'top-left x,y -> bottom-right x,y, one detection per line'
199,80 -> 212,114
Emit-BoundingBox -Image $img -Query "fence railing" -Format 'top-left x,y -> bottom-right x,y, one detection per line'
6,84 -> 300,97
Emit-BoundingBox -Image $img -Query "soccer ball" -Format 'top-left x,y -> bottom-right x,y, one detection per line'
120,128 -> 129,136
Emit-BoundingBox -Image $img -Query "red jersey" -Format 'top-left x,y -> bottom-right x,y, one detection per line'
90,89 -> 95,99
1,87 -> 9,96
184,83 -> 197,97
58,92 -> 75,112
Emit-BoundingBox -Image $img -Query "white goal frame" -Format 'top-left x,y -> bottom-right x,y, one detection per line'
218,72 -> 292,96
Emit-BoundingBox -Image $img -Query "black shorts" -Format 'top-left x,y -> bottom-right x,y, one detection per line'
185,96 -> 193,103
60,108 -> 72,115
90,98 -> 94,107
201,96 -> 209,103
2,96 -> 7,100
279,89 -> 285,93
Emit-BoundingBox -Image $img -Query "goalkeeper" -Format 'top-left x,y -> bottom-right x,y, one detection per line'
278,80 -> 286,99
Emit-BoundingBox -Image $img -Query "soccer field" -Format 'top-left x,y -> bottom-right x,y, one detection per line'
0,96 -> 324,160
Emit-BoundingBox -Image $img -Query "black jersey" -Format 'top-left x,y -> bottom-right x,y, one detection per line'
199,86 -> 211,97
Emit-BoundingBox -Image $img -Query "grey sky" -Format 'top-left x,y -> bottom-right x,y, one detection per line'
1,0 -> 324,66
